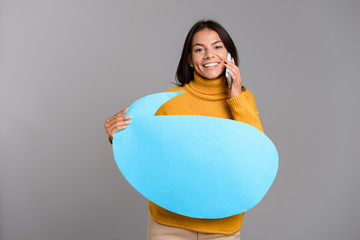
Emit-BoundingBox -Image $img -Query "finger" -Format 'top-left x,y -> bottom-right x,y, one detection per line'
109,122 -> 129,136
105,117 -> 131,134
226,59 -> 239,73
227,69 -> 237,80
110,124 -> 129,137
118,107 -> 129,115
233,58 -> 241,75
109,107 -> 129,120
111,107 -> 129,120
109,118 -> 132,130
225,63 -> 239,77
225,58 -> 235,66
105,116 -> 131,132
227,68 -> 242,87
104,108 -> 131,136
225,61 -> 240,76
110,115 -> 132,127
115,114 -> 132,121
105,110 -> 131,126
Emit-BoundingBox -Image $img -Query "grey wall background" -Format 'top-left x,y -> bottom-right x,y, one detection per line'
1,0 -> 359,239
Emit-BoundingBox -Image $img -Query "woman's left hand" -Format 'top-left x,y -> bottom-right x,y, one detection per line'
225,58 -> 242,98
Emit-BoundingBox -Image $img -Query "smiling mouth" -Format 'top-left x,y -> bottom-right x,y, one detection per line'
204,62 -> 219,68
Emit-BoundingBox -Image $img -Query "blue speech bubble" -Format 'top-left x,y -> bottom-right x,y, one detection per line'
113,91 -> 278,219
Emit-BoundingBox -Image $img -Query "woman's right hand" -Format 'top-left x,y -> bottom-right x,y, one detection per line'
104,108 -> 132,142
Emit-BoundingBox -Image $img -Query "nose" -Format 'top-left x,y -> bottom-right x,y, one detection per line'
203,48 -> 215,59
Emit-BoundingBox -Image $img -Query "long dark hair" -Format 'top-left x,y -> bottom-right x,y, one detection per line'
175,20 -> 239,86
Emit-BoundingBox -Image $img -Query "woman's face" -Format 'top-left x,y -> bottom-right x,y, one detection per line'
188,28 -> 228,80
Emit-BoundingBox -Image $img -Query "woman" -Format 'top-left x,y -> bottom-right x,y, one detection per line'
104,20 -> 263,240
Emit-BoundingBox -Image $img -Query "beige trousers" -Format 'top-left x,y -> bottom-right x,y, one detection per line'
147,214 -> 240,240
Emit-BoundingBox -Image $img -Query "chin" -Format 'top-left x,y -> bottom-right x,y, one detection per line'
204,72 -> 224,80
198,68 -> 225,80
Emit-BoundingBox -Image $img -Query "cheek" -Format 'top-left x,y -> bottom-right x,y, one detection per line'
220,52 -> 228,60
192,55 -> 203,65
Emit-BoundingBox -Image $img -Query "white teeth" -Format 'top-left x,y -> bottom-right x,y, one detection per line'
204,63 -> 219,67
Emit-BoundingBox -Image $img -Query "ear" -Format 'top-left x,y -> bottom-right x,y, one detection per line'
187,54 -> 193,67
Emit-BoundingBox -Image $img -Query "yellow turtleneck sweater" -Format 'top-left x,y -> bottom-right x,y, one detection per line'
149,72 -> 264,235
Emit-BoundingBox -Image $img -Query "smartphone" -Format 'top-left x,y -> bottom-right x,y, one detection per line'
226,52 -> 232,88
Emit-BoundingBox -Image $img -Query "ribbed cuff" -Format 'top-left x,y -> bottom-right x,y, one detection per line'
226,91 -> 249,109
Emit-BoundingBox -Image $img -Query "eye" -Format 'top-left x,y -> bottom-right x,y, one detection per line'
194,48 -> 203,52
215,45 -> 223,49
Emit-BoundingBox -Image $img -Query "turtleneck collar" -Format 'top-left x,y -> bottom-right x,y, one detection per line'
185,71 -> 229,100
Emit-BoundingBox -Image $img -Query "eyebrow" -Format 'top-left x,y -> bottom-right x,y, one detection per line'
192,40 -> 223,48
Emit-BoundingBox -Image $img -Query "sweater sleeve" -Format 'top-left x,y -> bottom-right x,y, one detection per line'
226,89 -> 264,133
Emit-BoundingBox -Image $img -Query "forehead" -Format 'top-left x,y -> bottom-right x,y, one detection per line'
192,28 -> 222,45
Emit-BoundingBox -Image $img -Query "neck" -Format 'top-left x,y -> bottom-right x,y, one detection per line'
185,71 -> 229,100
